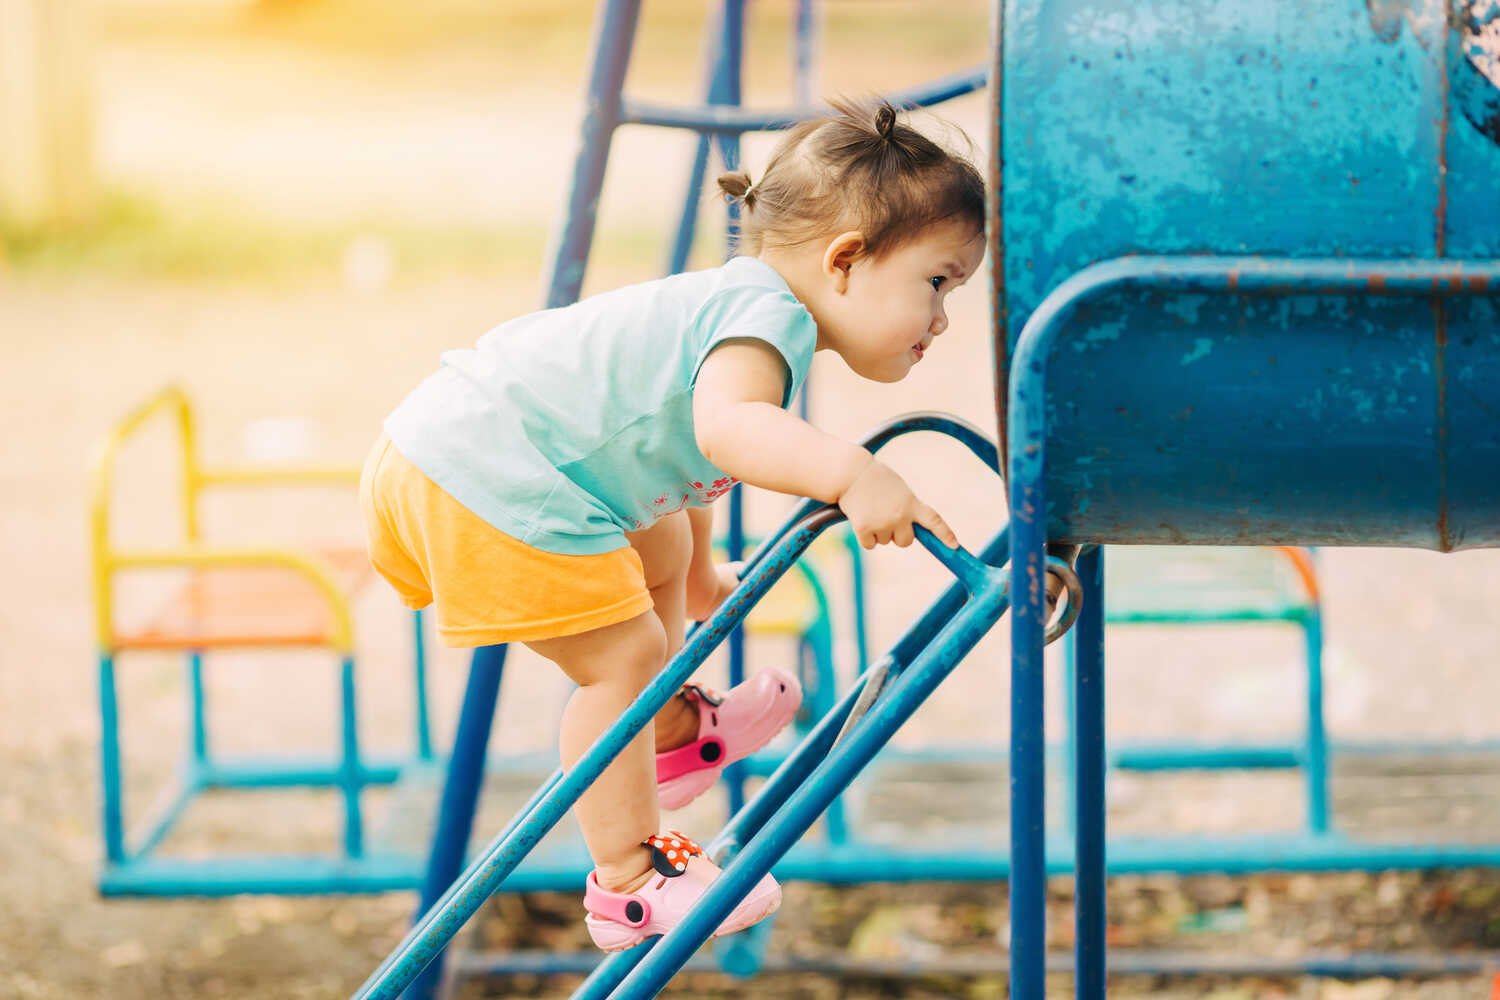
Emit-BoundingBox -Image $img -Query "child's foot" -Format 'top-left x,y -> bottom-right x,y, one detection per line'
655,668 -> 802,810
583,832 -> 781,951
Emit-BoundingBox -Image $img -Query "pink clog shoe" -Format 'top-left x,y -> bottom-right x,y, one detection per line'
655,668 -> 802,810
583,831 -> 782,951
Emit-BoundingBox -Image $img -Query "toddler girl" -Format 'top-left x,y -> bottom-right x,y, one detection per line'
359,98 -> 986,950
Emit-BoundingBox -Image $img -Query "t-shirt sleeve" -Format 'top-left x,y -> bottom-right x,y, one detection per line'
690,282 -> 818,409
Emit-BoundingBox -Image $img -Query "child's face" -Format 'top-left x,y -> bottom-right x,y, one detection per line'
821,220 -> 986,384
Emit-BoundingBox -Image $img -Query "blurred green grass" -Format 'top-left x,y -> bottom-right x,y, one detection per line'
0,187 -> 673,287
12,0 -> 988,286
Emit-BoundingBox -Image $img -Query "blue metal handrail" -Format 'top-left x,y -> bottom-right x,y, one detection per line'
1005,253 -> 1500,1000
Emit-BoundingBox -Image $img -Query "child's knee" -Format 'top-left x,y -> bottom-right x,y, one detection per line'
534,611 -> 668,689
612,616 -> 669,686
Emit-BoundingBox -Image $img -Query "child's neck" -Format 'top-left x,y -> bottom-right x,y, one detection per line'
755,245 -> 831,350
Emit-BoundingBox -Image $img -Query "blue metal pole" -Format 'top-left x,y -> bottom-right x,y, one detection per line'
485,947 -> 1500,980
715,0 -> 745,256
667,2 -> 731,275
129,774 -> 202,862
611,528 -> 1011,999
793,0 -> 817,107
1007,425 -> 1049,1000
668,138 -> 713,275
188,651 -> 208,764
340,655 -> 364,859
1072,547 -> 1106,1000
726,484 -> 747,820
542,0 -> 644,309
413,611 -> 433,762
622,66 -> 987,132
802,619 -> 848,845
849,531 -> 869,674
718,0 -> 749,822
99,653 -> 126,864
402,643 -> 508,1000
571,945 -> 651,1000
1304,612 -> 1329,834
1062,631 -> 1076,838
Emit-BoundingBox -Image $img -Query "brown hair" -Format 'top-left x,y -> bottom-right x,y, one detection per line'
716,98 -> 985,258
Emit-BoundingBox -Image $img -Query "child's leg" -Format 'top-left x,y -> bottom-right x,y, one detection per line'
522,513 -> 696,893
532,514 -> 787,949
625,512 -> 702,753
526,612 -> 667,893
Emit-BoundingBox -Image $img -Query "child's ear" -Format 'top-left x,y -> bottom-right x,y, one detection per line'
821,231 -> 866,293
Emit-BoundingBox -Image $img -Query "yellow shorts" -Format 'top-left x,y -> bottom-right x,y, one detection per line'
358,435 -> 654,647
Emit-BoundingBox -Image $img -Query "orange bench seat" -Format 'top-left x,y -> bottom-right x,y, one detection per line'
112,548 -> 374,651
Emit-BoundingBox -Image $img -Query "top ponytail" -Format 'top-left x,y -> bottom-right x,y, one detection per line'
724,97 -> 984,259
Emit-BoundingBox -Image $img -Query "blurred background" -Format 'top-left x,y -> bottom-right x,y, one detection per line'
3,2 -> 1497,998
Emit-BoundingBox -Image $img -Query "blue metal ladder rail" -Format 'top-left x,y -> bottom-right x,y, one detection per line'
354,414 -> 1080,1000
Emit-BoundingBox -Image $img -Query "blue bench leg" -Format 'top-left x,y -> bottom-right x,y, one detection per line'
187,651 -> 209,764
340,655 -> 365,858
1304,612 -> 1329,834
1073,547 -> 1106,999
99,654 -> 126,864
401,643 -> 508,1000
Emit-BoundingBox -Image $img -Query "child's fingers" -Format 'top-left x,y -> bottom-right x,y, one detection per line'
915,504 -> 959,549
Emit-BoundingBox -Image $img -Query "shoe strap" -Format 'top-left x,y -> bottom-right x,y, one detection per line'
681,682 -> 723,706
655,691 -> 725,782
644,831 -> 703,876
584,871 -> 651,928
655,731 -> 726,782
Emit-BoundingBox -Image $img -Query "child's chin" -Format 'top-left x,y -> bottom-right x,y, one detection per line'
848,357 -> 908,383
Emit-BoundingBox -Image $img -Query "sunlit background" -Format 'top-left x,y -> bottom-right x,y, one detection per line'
4,3 -> 1499,999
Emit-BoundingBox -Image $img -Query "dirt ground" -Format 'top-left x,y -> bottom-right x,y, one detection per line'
3,3 -> 1499,998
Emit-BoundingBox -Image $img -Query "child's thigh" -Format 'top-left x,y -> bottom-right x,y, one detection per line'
527,610 -> 667,688
626,512 -> 693,592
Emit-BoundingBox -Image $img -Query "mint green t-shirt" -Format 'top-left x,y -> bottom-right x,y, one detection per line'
383,256 -> 817,555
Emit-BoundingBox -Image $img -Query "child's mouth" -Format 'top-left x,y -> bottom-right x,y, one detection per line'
912,343 -> 925,360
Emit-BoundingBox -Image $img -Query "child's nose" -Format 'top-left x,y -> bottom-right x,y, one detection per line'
930,312 -> 948,336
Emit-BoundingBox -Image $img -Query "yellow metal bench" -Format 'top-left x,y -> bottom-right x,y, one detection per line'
90,385 -> 429,896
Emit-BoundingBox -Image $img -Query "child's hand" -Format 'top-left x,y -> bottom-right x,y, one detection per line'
837,459 -> 959,550
686,560 -> 742,622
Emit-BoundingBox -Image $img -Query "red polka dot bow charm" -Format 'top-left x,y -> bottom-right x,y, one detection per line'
643,831 -> 704,877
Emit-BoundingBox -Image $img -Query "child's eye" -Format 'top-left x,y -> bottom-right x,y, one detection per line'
929,276 -> 946,290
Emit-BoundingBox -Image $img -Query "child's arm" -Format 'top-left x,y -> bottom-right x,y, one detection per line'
684,506 -> 739,620
693,341 -> 958,550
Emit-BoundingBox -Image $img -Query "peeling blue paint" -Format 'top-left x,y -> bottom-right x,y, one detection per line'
1179,338 -> 1214,365
1000,0 -> 1500,551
